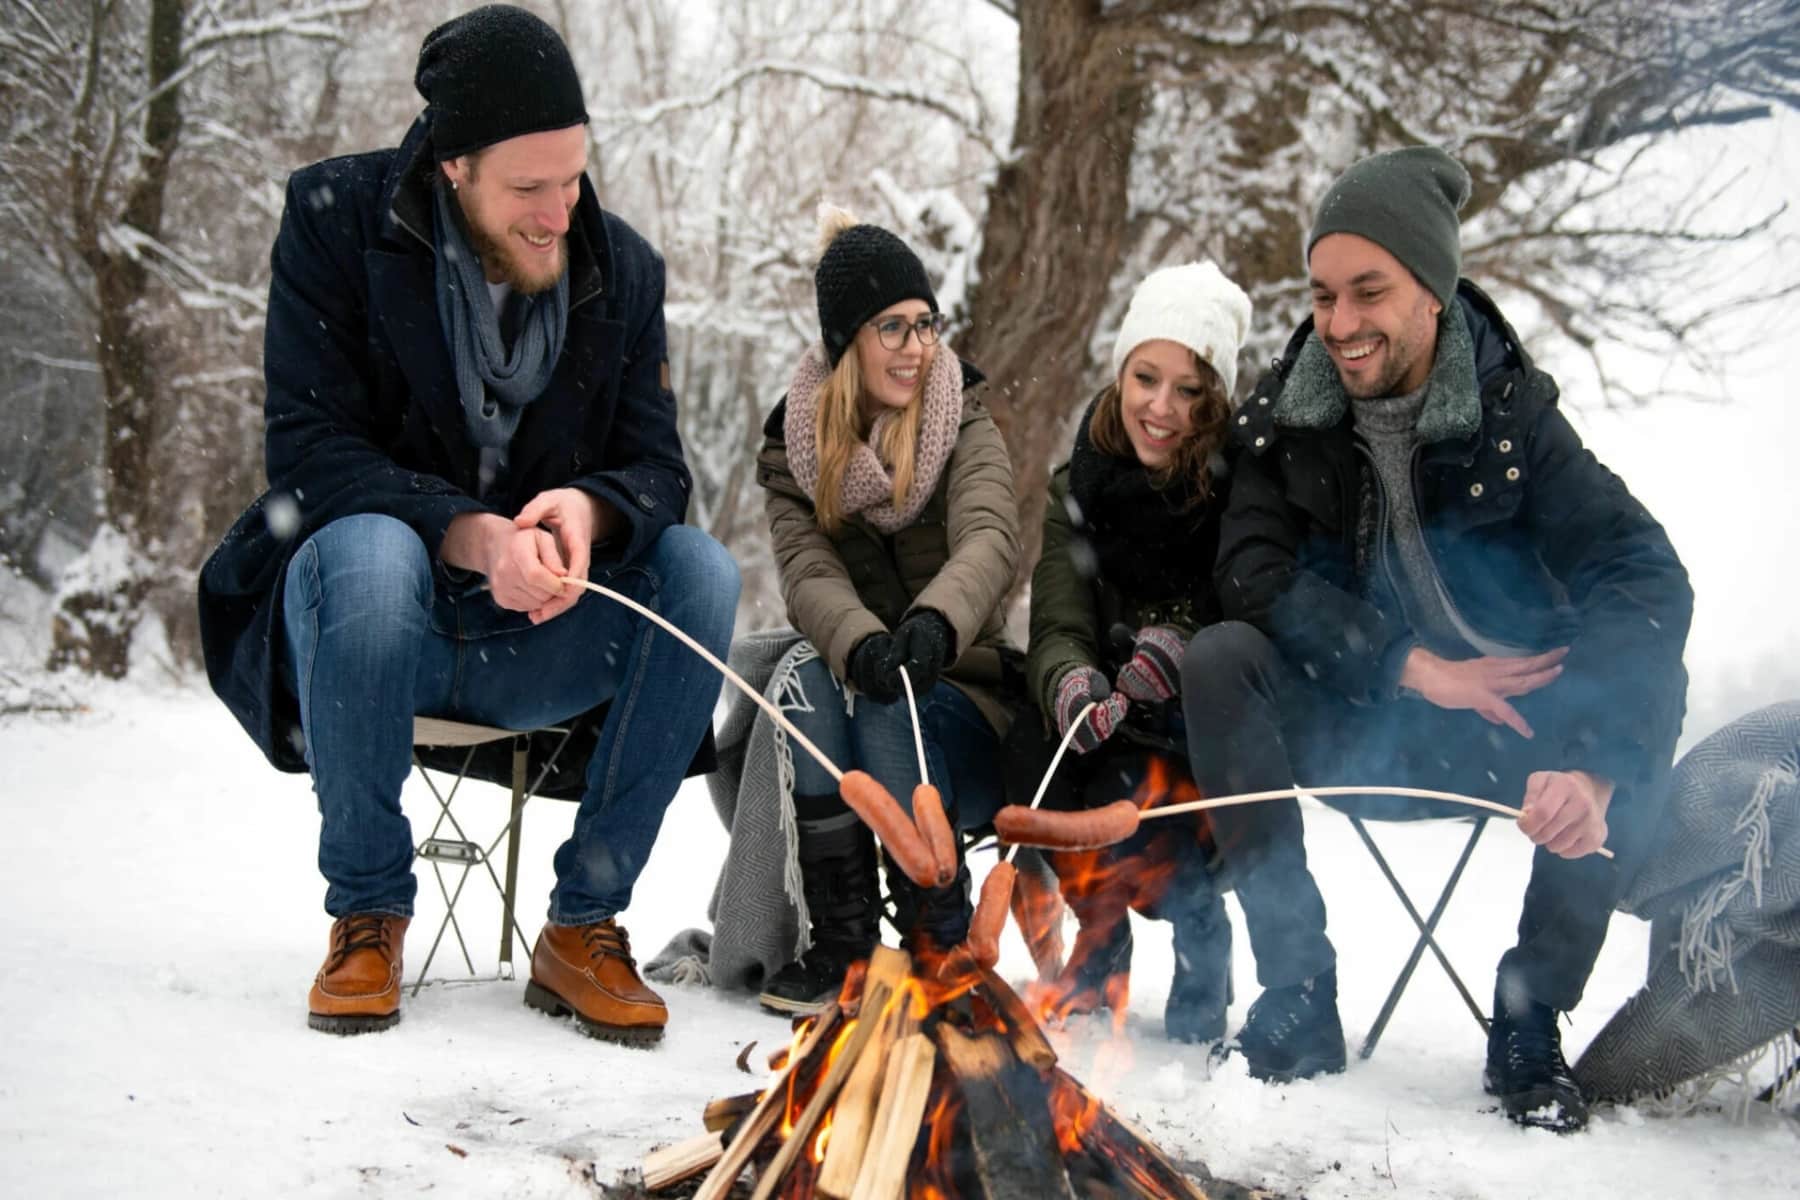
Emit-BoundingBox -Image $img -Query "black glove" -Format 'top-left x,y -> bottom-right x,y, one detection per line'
848,632 -> 902,704
884,609 -> 956,698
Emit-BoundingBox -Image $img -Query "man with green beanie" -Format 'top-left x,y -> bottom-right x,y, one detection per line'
1180,145 -> 1693,1131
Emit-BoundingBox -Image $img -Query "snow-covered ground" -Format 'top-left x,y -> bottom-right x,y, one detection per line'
1,680 -> 1795,1199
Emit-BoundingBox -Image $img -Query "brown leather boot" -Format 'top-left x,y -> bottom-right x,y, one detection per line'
307,914 -> 409,1035
524,919 -> 666,1046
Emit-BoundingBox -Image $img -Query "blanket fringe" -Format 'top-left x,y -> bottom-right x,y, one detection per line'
1678,754 -> 1793,992
772,643 -> 821,957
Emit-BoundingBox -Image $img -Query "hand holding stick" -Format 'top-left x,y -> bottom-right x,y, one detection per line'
993,783 -> 1614,858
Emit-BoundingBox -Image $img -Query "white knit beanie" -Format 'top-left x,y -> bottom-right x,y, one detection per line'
1109,261 -> 1253,399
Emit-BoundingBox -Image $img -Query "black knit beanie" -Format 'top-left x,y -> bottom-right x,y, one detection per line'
415,5 -> 590,161
1306,146 -> 1471,306
814,225 -> 938,367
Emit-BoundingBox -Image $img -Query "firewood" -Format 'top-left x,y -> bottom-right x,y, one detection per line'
642,1130 -> 724,1192
747,951 -> 909,1200
692,1004 -> 844,1200
848,1032 -> 938,1200
1051,1069 -> 1208,1200
976,964 -> 1059,1073
934,1025 -> 1078,1200
816,970 -> 923,1198
702,1092 -> 758,1133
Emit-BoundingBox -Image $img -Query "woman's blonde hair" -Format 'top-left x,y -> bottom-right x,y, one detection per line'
810,203 -> 927,533
1089,347 -> 1229,502
812,341 -> 925,534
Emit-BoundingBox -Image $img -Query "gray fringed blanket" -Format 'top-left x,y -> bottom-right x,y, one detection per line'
646,629 -> 821,992
1575,700 -> 1800,1108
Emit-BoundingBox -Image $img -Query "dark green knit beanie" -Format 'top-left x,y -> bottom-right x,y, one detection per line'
1306,146 -> 1470,306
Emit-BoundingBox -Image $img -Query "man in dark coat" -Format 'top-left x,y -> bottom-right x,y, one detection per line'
196,4 -> 738,1045
1181,147 -> 1693,1131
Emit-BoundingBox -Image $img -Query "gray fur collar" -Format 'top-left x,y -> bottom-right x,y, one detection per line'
1275,302 -> 1481,443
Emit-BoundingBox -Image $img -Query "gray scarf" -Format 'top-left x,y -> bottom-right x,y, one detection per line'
432,181 -> 569,459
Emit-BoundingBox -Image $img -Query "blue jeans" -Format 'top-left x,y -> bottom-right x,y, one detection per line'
785,654 -> 1004,829
281,514 -> 739,924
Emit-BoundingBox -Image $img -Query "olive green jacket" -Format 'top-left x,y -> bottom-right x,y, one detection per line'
757,367 -> 1020,733
1025,465 -> 1211,724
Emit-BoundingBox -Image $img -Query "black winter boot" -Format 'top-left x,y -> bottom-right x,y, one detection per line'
1484,990 -> 1589,1132
1230,967 -> 1346,1082
1048,903 -> 1133,1016
759,809 -> 880,1015
1165,897 -> 1233,1044
885,851 -> 972,956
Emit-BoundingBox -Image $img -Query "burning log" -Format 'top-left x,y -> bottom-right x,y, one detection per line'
972,965 -> 1058,1074
934,1024 -> 1079,1200
748,948 -> 913,1200
690,1003 -> 846,1200
702,1093 -> 758,1133
846,1031 -> 937,1200
642,1130 -> 725,1192
818,969 -> 922,1197
1051,1071 -> 1206,1200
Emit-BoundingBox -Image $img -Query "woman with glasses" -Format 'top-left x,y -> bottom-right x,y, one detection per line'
744,207 -> 1021,1014
1008,261 -> 1251,1043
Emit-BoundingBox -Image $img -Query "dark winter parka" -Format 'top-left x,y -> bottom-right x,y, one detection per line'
1026,392 -> 1229,727
198,116 -> 691,771
1218,280 -> 1693,801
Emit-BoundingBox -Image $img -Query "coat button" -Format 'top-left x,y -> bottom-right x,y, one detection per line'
1506,467 -> 1520,482
1254,436 -> 1267,448
1469,482 -> 1485,498
1258,395 -> 1270,406
1498,439 -> 1513,453
638,492 -> 657,510
1238,414 -> 1249,425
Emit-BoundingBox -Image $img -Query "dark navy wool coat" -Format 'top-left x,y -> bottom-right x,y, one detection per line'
199,118 -> 691,771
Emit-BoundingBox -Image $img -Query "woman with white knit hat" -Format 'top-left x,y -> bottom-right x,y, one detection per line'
1009,260 -> 1253,1041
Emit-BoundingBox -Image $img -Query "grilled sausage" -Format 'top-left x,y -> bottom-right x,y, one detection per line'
911,783 -> 958,886
993,799 -> 1140,850
967,861 -> 1016,969
839,769 -> 939,885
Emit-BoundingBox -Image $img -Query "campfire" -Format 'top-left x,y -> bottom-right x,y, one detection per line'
636,944 -> 1218,1199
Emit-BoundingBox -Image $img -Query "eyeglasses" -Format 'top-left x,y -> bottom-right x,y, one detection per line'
865,312 -> 948,351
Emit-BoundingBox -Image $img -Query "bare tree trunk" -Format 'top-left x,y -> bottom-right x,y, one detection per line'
51,0 -> 186,677
960,0 -> 1144,587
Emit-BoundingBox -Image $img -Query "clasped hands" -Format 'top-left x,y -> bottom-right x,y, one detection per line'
849,610 -> 957,705
441,487 -> 618,625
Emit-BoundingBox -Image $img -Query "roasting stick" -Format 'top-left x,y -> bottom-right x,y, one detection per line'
558,576 -> 844,782
1134,783 -> 1614,860
965,701 -> 1099,969
559,576 -> 946,885
897,665 -> 960,885
1006,701 -> 1096,865
898,665 -> 930,782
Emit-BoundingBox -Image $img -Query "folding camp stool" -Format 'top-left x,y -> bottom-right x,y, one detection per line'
408,716 -> 578,992
1340,811 -> 1492,1059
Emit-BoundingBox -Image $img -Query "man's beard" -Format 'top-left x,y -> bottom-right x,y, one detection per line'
459,202 -> 566,295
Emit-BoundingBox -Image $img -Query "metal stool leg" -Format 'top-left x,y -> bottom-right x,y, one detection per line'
1355,816 -> 1490,1059
499,737 -> 527,973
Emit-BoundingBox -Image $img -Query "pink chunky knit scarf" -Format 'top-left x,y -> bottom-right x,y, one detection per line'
782,341 -> 964,534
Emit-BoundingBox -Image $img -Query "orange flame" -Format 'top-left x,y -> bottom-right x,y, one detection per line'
1024,756 -> 1206,1025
